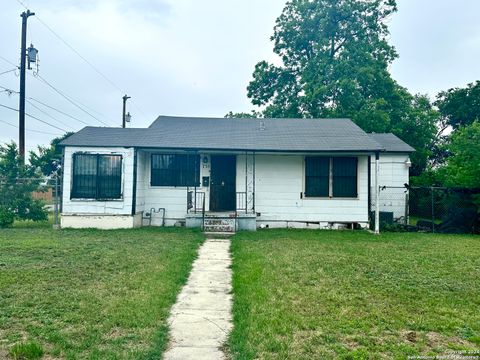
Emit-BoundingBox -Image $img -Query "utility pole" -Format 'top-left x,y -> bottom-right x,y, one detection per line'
122,94 -> 131,128
19,9 -> 35,163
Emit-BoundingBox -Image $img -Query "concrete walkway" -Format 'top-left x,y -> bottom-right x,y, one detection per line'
163,238 -> 233,360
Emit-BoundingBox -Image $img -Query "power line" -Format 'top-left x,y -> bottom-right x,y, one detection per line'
0,118 -> 61,136
0,84 -> 95,127
0,56 -> 17,67
14,0 -> 149,121
0,103 -> 68,132
1,56 -> 116,128
26,97 -> 91,127
1,53 -> 118,127
0,85 -> 19,93
25,99 -> 76,131
0,84 -> 76,129
0,84 -> 74,130
34,74 -> 113,126
0,68 -> 17,76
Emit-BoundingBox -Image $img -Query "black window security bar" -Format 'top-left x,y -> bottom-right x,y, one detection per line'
71,154 -> 122,200
305,157 -> 329,197
151,154 -> 200,187
305,156 -> 357,198
333,157 -> 358,197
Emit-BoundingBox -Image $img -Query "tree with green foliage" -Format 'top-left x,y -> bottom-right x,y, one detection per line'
0,142 -> 48,227
391,94 -> 439,176
29,132 -> 73,177
242,0 -> 437,175
224,111 -> 261,118
436,81 -> 480,130
248,0 -> 399,121
441,121 -> 480,188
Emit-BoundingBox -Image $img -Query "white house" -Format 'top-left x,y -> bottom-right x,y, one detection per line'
58,116 -> 414,231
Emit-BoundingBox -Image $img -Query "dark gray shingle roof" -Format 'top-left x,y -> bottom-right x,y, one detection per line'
368,133 -> 415,153
60,116 -> 387,152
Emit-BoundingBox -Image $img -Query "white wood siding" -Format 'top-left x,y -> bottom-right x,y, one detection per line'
135,151 -> 211,226
62,146 -> 135,215
370,153 -> 410,219
240,154 -> 370,224
63,149 -> 379,227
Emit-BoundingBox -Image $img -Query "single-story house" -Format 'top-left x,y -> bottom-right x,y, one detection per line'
58,116 -> 414,231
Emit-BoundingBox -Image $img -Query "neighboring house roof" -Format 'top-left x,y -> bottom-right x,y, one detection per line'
60,116 -> 398,153
367,133 -> 415,153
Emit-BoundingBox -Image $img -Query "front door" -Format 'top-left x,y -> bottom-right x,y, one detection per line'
210,155 -> 236,211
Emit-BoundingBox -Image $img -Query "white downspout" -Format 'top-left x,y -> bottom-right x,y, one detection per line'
374,151 -> 380,235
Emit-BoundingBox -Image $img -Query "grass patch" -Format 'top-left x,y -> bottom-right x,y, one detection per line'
409,216 -> 442,226
0,222 -> 203,359
9,342 -> 44,360
229,229 -> 480,359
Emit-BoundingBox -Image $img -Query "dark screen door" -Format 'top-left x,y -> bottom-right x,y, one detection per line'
210,155 -> 236,211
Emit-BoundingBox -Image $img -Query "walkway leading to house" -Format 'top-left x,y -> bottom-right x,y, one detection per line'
163,238 -> 233,360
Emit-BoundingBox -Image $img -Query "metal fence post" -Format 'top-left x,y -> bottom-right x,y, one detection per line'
431,187 -> 435,233
405,190 -> 409,226
53,175 -> 60,229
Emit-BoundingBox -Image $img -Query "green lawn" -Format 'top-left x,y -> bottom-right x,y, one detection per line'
0,221 -> 203,359
229,229 -> 480,359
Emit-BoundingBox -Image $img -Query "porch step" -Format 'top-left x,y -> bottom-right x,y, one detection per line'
204,225 -> 235,232
203,217 -> 236,233
203,231 -> 236,239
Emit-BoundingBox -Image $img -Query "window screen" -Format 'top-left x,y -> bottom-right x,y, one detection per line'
151,154 -> 199,187
332,157 -> 357,197
71,154 -> 122,200
305,157 -> 329,197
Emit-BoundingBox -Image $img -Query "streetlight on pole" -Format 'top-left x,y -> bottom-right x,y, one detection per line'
122,95 -> 131,128
19,9 -> 35,163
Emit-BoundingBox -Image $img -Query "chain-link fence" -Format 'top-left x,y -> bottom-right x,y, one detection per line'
374,185 -> 480,234
0,176 -> 61,227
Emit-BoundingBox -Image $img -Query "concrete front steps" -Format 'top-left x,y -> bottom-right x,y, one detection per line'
203,214 -> 236,238
204,216 -> 236,233
186,211 -> 256,232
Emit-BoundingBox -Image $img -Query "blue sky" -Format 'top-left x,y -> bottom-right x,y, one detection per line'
0,0 -> 479,152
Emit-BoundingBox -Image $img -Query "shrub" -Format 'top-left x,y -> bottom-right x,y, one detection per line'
17,198 -> 48,222
0,206 -> 14,228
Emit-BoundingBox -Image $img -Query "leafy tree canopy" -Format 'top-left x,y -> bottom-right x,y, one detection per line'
0,142 -> 48,225
29,132 -> 73,177
244,0 -> 437,175
441,121 -> 480,188
224,111 -> 261,118
435,81 -> 480,130
0,142 -> 37,180
248,0 -> 398,120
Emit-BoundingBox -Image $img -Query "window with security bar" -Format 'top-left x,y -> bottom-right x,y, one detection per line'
71,153 -> 122,200
151,154 -> 200,187
305,156 -> 357,198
